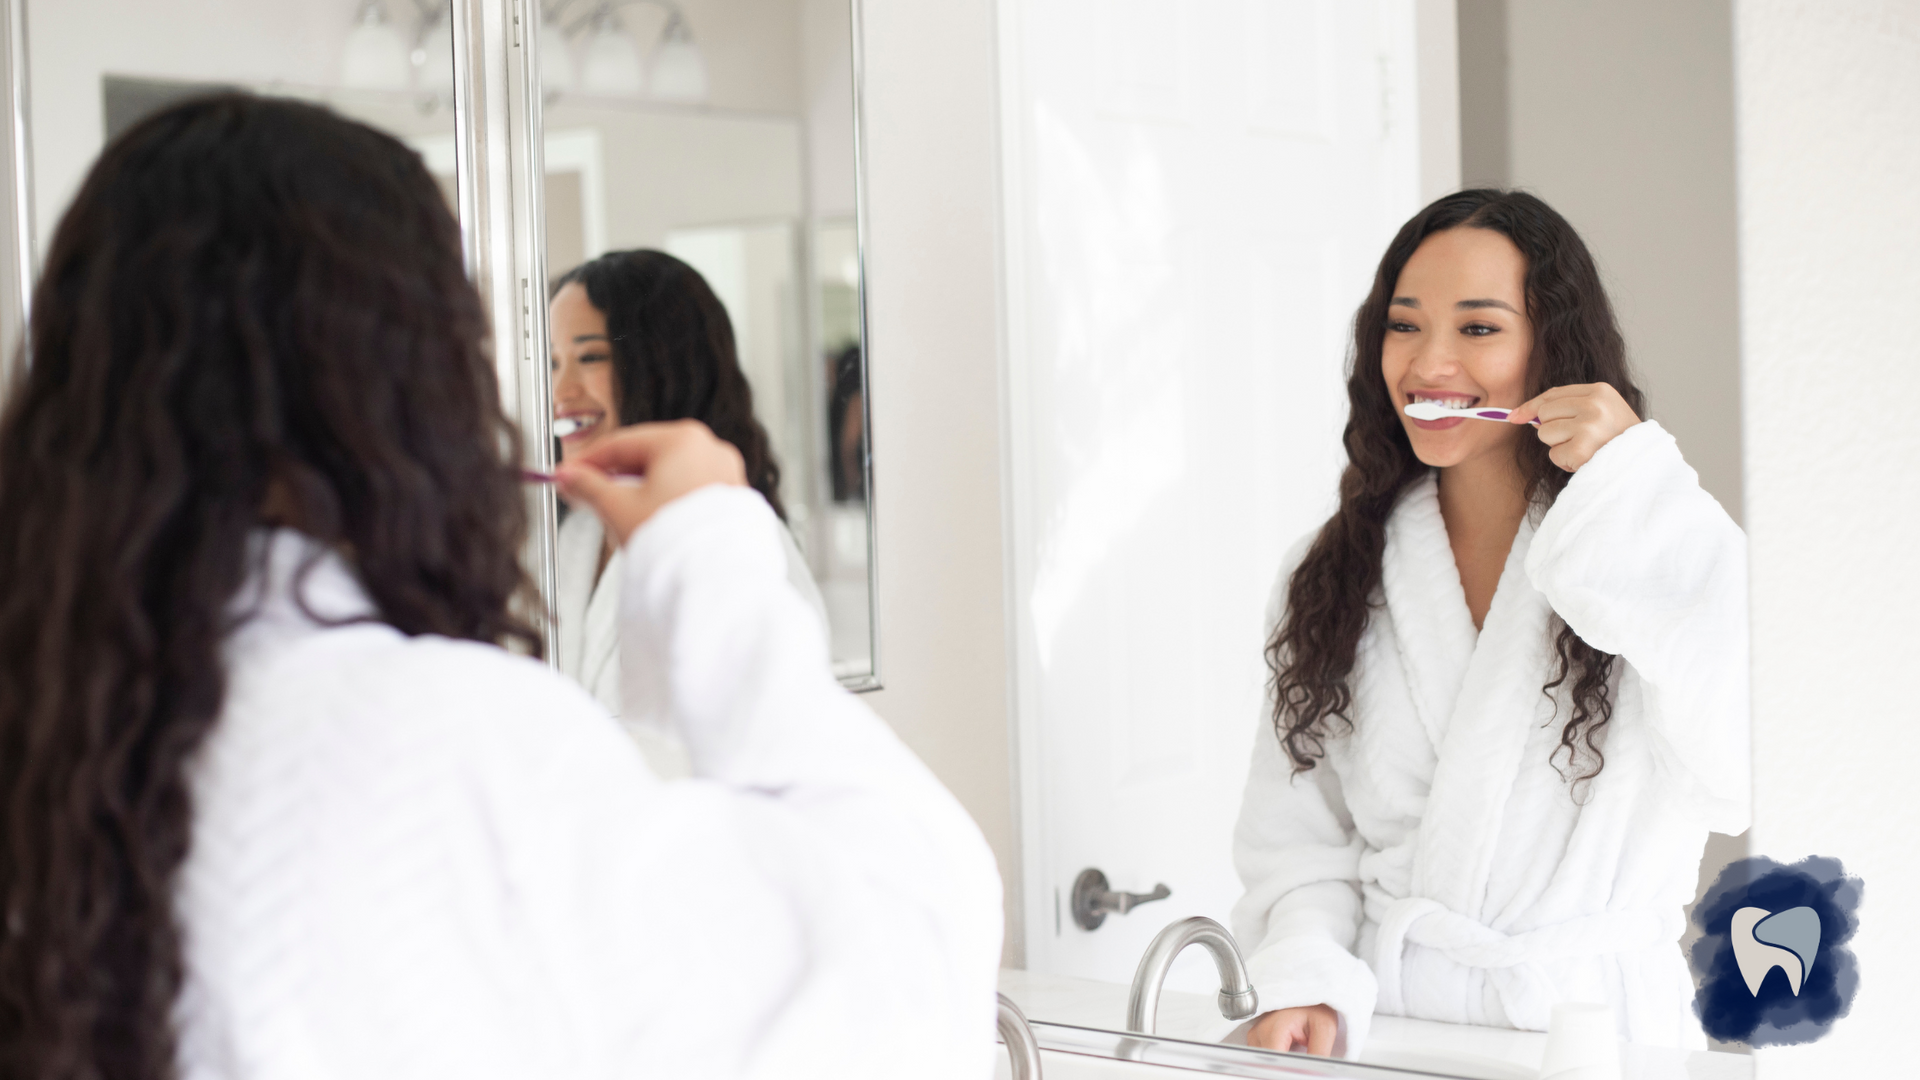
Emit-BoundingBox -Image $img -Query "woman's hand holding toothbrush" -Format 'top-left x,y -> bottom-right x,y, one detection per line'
1506,382 -> 1642,473
555,420 -> 747,543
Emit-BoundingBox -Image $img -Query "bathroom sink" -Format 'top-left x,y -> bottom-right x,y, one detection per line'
994,1021 -> 1504,1078
1357,1046 -> 1534,1080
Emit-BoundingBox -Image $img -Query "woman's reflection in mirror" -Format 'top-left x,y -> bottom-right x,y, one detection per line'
1235,190 -> 1748,1057
0,94 -> 1000,1079
549,252 -> 830,776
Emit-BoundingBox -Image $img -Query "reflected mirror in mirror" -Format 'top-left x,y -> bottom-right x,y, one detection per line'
995,3 -> 1753,1078
23,1 -> 465,261
527,0 -> 874,776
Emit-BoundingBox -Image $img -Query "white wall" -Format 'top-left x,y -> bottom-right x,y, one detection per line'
855,0 -> 1022,964
1736,1 -> 1920,1074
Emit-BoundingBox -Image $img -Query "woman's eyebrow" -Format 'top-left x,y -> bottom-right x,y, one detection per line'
1390,297 -> 1419,308
1456,298 -> 1519,313
573,334 -> 610,344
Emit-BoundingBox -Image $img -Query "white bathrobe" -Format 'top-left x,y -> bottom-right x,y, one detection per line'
556,504 -> 830,779
176,486 -> 1002,1080
1231,421 -> 1749,1056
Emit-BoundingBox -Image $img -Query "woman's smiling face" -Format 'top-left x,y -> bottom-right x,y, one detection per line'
549,282 -> 620,462
1381,226 -> 1534,470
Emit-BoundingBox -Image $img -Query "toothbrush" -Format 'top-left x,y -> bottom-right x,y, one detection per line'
1404,401 -> 1540,426
553,416 -> 590,438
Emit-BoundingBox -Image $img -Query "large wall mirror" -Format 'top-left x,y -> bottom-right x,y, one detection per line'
994,1 -> 1752,1077
1,0 -> 879,713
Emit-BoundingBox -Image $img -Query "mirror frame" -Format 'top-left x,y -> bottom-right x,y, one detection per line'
839,0 -> 880,693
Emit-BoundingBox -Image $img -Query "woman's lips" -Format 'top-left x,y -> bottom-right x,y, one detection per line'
1405,393 -> 1476,432
554,414 -> 603,441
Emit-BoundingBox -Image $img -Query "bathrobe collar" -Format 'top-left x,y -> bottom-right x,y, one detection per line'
1380,473 -> 1558,917
225,529 -> 382,668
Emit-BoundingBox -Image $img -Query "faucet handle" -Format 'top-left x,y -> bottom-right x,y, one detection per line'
1070,868 -> 1172,931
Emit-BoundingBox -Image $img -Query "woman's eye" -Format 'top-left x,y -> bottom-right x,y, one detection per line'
1386,321 -> 1418,333
580,351 -> 612,364
1461,323 -> 1499,337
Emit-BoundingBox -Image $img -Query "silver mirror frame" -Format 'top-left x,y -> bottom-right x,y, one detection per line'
453,0 -> 560,663
841,0 -> 881,693
0,0 -> 32,378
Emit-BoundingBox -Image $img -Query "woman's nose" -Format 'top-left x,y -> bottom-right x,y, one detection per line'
1408,338 -> 1463,380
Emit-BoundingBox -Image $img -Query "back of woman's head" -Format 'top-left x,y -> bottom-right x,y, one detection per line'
553,249 -> 786,519
1270,188 -> 1642,783
0,93 -> 535,1079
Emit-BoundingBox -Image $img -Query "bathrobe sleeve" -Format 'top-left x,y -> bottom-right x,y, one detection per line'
1525,420 -> 1751,834
1229,540 -> 1379,1055
519,486 -> 1004,1080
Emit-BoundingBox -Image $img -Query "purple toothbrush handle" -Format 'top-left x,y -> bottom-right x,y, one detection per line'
1475,409 -> 1540,427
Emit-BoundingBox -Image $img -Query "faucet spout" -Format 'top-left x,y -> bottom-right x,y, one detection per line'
996,993 -> 1044,1080
1125,916 -> 1259,1035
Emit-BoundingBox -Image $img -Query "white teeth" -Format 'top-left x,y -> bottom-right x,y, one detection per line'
553,415 -> 599,438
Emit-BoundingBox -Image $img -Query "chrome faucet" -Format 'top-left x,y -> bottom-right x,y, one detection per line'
996,993 -> 1043,1080
1125,916 -> 1259,1035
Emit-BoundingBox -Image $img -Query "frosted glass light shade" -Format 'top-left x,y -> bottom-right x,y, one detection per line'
341,15 -> 411,90
414,18 -> 455,96
540,18 -> 576,94
581,24 -> 645,95
648,37 -> 708,103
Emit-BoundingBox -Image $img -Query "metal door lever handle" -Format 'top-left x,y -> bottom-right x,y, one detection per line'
1071,868 -> 1172,931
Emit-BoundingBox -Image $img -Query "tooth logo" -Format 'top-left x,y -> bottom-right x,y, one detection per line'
1730,905 -> 1821,997
1692,856 -> 1859,1047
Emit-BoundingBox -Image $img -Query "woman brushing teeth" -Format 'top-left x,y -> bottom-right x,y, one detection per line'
548,253 -> 830,776
549,287 -> 616,455
1233,190 -> 1747,1058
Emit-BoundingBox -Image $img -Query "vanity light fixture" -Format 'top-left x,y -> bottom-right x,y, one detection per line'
411,4 -> 455,99
341,1 -> 461,105
543,0 -> 710,103
340,0 -> 412,91
646,12 -> 708,102
541,15 -> 579,95
579,5 -> 646,95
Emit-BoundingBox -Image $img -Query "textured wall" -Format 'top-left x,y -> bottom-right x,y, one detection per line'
1736,1 -> 1920,1074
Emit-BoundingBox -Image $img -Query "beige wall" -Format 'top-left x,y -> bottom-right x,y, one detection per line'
1737,2 -> 1920,1075
1456,0 -> 1745,523
856,0 -> 1020,965
540,105 -> 804,249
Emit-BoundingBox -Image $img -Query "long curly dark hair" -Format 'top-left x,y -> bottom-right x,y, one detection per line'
1267,189 -> 1644,784
0,94 -> 540,1080
552,249 -> 788,520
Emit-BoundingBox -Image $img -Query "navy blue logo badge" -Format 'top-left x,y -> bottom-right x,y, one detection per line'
1690,855 -> 1862,1046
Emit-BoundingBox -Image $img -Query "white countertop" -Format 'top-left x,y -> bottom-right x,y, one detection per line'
997,969 -> 1752,1079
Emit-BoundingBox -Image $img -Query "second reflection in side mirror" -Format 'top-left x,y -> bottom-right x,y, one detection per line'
534,0 -> 875,712
548,253 -> 833,776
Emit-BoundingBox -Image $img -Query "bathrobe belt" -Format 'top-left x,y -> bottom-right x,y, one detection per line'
1371,896 -> 1679,1028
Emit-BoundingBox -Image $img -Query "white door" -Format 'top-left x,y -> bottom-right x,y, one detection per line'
999,0 -> 1437,994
